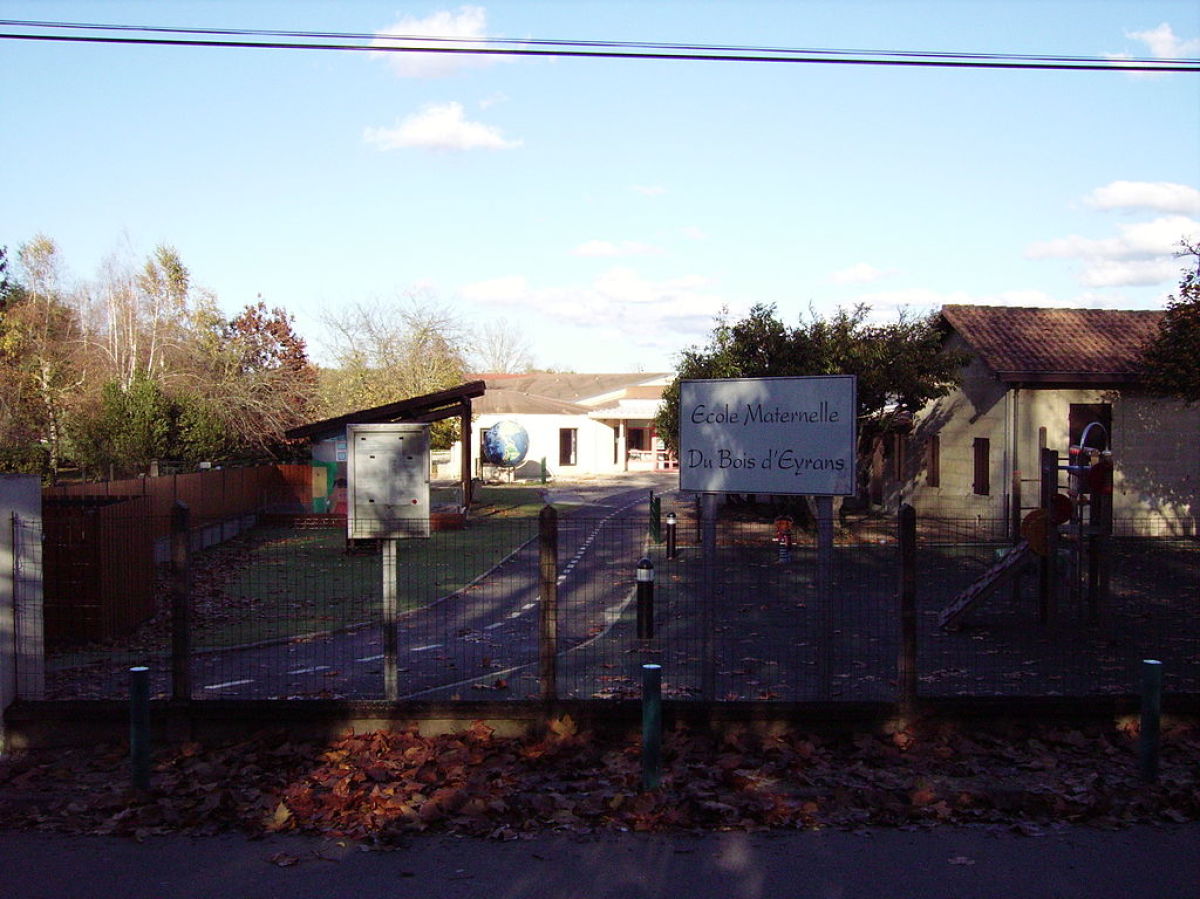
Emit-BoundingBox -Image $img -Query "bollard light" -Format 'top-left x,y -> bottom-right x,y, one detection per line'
637,557 -> 655,639
665,511 -> 678,559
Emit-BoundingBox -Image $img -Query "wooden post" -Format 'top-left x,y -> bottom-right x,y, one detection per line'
1039,448 -> 1059,626
170,501 -> 192,703
538,505 -> 558,702
382,539 -> 398,701
460,404 -> 473,509
898,503 -> 918,714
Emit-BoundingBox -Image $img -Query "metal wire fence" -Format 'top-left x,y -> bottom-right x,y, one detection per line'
14,505 -> 1199,704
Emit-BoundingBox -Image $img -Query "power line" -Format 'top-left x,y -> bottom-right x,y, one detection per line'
1,19 -> 1197,72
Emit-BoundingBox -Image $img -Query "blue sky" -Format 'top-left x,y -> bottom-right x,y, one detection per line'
2,1 -> 1198,372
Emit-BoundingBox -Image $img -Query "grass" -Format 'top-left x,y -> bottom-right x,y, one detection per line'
188,484 -> 566,649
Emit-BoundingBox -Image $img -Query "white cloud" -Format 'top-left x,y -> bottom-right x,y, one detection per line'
1085,181 -> 1200,214
1027,214 -> 1199,287
828,262 -> 896,285
372,6 -> 497,78
571,240 -> 663,258
681,226 -> 707,241
1126,23 -> 1200,59
1108,23 -> 1200,77
459,266 -> 725,356
1028,215 -> 1198,261
364,102 -> 522,152
1077,259 -> 1182,288
632,185 -> 667,197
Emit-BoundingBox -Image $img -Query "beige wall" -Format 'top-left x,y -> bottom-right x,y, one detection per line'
905,341 -> 1198,535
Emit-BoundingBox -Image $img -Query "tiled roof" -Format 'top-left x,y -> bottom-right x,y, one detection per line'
941,305 -> 1164,384
473,372 -> 671,404
474,388 -> 589,416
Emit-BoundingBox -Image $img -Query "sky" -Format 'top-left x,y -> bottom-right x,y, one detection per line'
2,1 -> 1198,373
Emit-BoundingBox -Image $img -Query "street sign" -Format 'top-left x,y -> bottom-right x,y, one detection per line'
679,375 -> 857,496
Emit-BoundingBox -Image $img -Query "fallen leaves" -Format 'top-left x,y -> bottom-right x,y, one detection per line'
1,717 -> 1198,842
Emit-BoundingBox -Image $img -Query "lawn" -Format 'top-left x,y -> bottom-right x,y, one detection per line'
190,483 -> 562,649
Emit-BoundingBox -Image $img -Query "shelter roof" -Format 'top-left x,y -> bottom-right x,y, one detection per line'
285,380 -> 486,441
940,305 -> 1164,385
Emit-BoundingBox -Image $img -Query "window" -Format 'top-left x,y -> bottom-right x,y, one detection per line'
973,437 -> 990,496
627,427 -> 649,451
1069,403 -> 1112,451
559,428 -> 578,466
927,435 -> 940,488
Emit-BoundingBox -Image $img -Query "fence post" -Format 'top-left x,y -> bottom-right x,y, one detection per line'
898,503 -> 918,715
539,505 -> 558,703
130,666 -> 151,792
170,501 -> 192,703
1139,659 -> 1163,782
641,663 -> 663,791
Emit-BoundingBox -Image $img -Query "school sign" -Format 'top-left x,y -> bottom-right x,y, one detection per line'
679,376 -> 857,496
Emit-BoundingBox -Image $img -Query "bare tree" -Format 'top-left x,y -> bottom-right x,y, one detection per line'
7,235 -> 85,479
470,317 -> 534,374
318,296 -> 470,413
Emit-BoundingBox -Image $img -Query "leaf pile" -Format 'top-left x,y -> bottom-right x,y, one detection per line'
2,717 -> 1198,842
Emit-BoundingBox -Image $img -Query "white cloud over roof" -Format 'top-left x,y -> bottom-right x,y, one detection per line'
1027,212 -> 1199,288
459,266 -> 724,357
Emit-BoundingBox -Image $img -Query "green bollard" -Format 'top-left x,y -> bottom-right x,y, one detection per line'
642,663 -> 662,790
649,493 -> 662,543
1139,659 -> 1163,782
130,666 -> 151,792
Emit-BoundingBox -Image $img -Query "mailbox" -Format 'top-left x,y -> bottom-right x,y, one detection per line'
346,423 -> 431,539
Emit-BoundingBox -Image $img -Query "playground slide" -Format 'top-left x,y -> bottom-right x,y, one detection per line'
938,540 -> 1032,630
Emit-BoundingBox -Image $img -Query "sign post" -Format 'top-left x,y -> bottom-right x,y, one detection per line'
679,376 -> 857,700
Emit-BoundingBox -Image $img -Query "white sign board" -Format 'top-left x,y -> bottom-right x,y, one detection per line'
679,376 -> 857,496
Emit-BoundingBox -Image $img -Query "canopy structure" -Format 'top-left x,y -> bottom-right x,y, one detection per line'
285,381 -> 487,508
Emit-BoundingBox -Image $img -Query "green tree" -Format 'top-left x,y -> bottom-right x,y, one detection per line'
70,374 -> 173,476
1141,242 -> 1200,404
656,304 -> 969,498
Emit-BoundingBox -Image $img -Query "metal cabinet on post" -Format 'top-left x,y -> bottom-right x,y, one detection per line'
346,423 -> 432,540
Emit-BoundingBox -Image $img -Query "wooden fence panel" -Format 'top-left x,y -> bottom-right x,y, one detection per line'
42,496 -> 154,643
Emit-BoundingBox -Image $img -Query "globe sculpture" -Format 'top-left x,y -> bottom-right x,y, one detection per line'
482,420 -> 530,467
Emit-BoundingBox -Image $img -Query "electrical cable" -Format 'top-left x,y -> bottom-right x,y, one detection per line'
1,18 -> 1197,71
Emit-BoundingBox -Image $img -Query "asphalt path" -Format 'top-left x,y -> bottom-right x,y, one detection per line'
188,478 -> 673,700
2,824 -> 1197,899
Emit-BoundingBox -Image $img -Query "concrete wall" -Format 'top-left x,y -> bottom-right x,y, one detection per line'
2,475 -> 44,749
